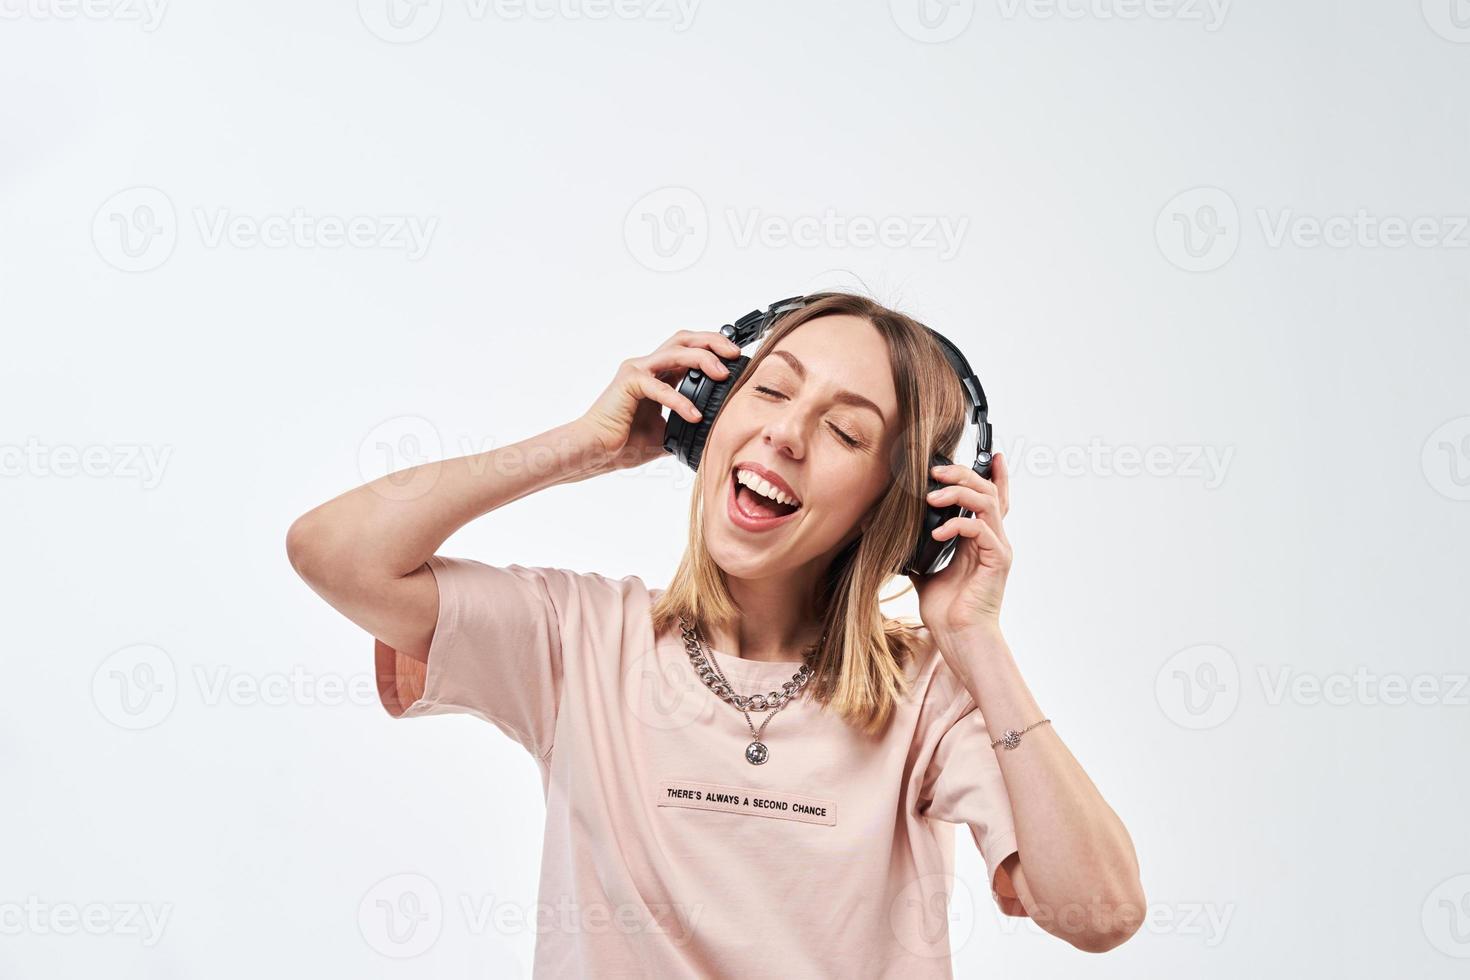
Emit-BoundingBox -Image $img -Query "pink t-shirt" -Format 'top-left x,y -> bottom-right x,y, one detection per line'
377,556 -> 1024,978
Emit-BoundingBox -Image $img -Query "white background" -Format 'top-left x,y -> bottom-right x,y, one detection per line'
3,1 -> 1469,977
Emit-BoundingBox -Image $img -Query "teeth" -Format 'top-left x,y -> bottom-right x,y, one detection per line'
735,468 -> 800,508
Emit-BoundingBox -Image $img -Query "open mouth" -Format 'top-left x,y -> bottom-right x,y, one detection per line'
730,466 -> 802,521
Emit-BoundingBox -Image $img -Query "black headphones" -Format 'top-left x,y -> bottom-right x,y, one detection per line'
662,295 -> 994,578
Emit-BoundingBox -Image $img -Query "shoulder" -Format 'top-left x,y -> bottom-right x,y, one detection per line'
430,556 -> 652,616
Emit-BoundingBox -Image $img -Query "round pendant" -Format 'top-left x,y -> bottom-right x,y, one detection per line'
744,741 -> 769,765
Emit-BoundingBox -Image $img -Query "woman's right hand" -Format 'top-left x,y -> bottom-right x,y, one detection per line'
575,329 -> 744,472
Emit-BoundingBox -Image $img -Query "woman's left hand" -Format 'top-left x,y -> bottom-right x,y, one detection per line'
906,451 -> 1013,637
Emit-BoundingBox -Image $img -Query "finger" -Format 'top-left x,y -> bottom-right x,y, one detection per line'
932,515 -> 1009,555
631,370 -> 702,424
661,329 -> 743,360
926,483 -> 999,516
930,462 -> 999,498
929,467 -> 999,511
929,485 -> 1006,543
641,345 -> 733,383
993,451 -> 1010,516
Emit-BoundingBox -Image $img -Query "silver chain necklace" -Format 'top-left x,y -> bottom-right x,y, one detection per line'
678,616 -> 820,765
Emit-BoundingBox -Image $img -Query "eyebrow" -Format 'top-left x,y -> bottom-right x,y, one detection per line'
766,349 -> 888,424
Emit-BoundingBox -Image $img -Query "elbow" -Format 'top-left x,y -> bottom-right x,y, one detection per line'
1072,923 -> 1139,954
1067,883 -> 1147,954
286,509 -> 335,588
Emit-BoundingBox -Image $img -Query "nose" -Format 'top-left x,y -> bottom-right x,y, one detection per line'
761,408 -> 807,461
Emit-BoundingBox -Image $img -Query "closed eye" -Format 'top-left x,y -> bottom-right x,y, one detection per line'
751,385 -> 864,448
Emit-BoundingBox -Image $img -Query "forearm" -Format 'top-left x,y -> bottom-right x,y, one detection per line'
934,625 -> 1144,948
288,419 -> 609,583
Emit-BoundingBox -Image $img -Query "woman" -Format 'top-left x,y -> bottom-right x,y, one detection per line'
286,292 -> 1145,977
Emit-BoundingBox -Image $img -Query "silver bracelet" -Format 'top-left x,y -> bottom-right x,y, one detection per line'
991,718 -> 1051,750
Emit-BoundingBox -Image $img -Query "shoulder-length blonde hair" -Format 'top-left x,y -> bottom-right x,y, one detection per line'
650,292 -> 971,736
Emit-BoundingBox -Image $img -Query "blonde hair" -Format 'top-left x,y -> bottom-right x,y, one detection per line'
649,292 -> 971,736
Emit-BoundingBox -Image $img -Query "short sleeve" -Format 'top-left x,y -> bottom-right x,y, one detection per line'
917,692 -> 1025,916
376,555 -> 595,762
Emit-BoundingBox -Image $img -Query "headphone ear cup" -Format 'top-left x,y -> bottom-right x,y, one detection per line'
665,355 -> 748,472
904,452 -> 959,577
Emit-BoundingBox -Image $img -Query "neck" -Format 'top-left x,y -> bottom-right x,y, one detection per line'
708,569 -> 825,663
